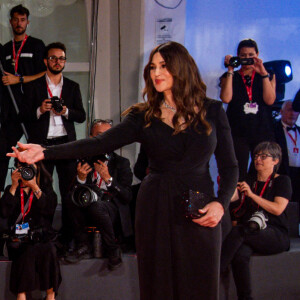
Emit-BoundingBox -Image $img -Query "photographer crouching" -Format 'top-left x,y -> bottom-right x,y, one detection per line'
221,142 -> 291,300
0,157 -> 60,300
64,119 -> 133,270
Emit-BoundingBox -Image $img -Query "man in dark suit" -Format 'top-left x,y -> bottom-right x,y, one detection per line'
20,42 -> 86,238
0,4 -> 46,192
274,100 -> 300,203
64,120 -> 133,270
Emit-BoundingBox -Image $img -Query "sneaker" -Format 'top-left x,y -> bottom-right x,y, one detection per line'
108,248 -> 122,270
64,244 -> 92,264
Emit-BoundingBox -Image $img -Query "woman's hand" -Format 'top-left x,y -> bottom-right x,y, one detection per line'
237,181 -> 254,198
224,55 -> 234,72
7,142 -> 45,164
11,169 -> 21,188
192,201 -> 224,227
252,57 -> 268,76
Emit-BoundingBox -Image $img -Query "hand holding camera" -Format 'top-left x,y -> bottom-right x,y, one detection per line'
93,160 -> 111,183
77,161 -> 93,181
40,98 -> 52,114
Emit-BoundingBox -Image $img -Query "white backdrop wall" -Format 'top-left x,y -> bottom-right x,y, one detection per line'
185,0 -> 300,101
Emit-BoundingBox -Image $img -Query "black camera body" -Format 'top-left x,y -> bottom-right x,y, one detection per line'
225,57 -> 254,68
79,153 -> 111,167
50,96 -> 64,113
18,163 -> 37,181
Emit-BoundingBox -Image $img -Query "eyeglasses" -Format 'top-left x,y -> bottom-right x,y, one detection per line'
254,153 -> 273,160
92,119 -> 113,126
47,56 -> 67,63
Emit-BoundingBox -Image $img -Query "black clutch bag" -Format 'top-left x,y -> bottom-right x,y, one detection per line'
182,190 -> 215,219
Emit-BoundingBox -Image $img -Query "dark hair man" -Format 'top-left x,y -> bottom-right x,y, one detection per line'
64,119 -> 133,270
274,100 -> 300,205
19,42 -> 86,241
0,4 -> 46,192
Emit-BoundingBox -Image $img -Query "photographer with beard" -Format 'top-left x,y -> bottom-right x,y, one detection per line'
18,42 -> 86,243
64,119 -> 133,270
221,142 -> 291,300
0,158 -> 60,300
0,4 -> 46,193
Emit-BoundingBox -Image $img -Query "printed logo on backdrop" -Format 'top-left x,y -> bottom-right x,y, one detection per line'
156,18 -> 173,45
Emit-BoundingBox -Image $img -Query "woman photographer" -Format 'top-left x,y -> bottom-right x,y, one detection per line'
0,159 -> 60,300
221,141 -> 291,300
220,39 -> 276,181
8,41 -> 238,299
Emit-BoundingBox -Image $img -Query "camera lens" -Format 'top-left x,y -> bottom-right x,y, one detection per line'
19,165 -> 36,181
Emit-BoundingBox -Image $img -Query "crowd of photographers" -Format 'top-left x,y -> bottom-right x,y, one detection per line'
1,4 -> 300,300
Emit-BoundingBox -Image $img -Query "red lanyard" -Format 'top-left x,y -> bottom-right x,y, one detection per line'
12,34 -> 28,74
239,70 -> 256,102
46,81 -> 62,99
253,175 -> 272,210
20,185 -> 34,222
286,130 -> 297,147
93,171 -> 103,188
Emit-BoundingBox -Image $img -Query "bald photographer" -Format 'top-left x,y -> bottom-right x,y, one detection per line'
64,119 -> 133,270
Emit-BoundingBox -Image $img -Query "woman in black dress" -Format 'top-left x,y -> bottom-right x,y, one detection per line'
8,41 -> 238,300
220,39 -> 276,181
0,160 -> 60,300
221,141 -> 291,300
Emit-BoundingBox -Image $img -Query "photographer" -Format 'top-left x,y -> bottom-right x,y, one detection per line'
221,141 -> 291,300
64,119 -> 133,270
0,158 -> 60,300
220,39 -> 276,181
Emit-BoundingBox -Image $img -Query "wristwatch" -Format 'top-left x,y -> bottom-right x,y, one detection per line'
106,177 -> 113,187
19,76 -> 24,83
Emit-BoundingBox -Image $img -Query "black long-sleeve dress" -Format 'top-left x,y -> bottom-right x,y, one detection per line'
44,99 -> 238,300
0,184 -> 61,295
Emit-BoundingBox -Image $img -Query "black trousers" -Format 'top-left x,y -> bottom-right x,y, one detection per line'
42,137 -> 77,240
66,198 -> 120,253
221,225 -> 290,300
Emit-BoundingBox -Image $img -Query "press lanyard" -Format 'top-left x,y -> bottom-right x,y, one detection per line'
93,171 -> 103,188
253,174 -> 273,210
20,185 -> 34,222
286,129 -> 297,147
239,70 -> 256,102
12,34 -> 28,74
46,81 -> 62,99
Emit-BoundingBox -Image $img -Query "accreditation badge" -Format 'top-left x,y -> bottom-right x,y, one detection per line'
15,222 -> 29,234
244,102 -> 259,114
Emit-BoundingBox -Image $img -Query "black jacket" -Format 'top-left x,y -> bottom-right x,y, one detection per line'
20,75 -> 86,143
77,152 -> 133,237
274,119 -> 300,175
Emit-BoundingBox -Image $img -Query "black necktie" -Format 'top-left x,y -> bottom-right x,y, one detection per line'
287,126 -> 296,132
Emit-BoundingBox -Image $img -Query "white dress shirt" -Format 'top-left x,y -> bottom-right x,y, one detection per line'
37,74 -> 68,138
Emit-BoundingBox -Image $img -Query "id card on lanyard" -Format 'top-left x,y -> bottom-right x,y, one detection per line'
240,70 -> 259,114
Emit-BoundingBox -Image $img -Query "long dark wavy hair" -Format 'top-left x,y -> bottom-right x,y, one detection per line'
123,41 -> 211,135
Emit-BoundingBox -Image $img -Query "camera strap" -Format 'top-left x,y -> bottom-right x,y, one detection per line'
239,70 -> 255,102
252,174 -> 274,210
20,185 -> 34,223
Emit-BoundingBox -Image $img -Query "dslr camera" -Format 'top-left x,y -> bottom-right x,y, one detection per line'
71,184 -> 104,207
225,56 -> 254,68
18,163 -> 37,181
246,211 -> 268,233
50,96 -> 64,113
79,153 -> 111,168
